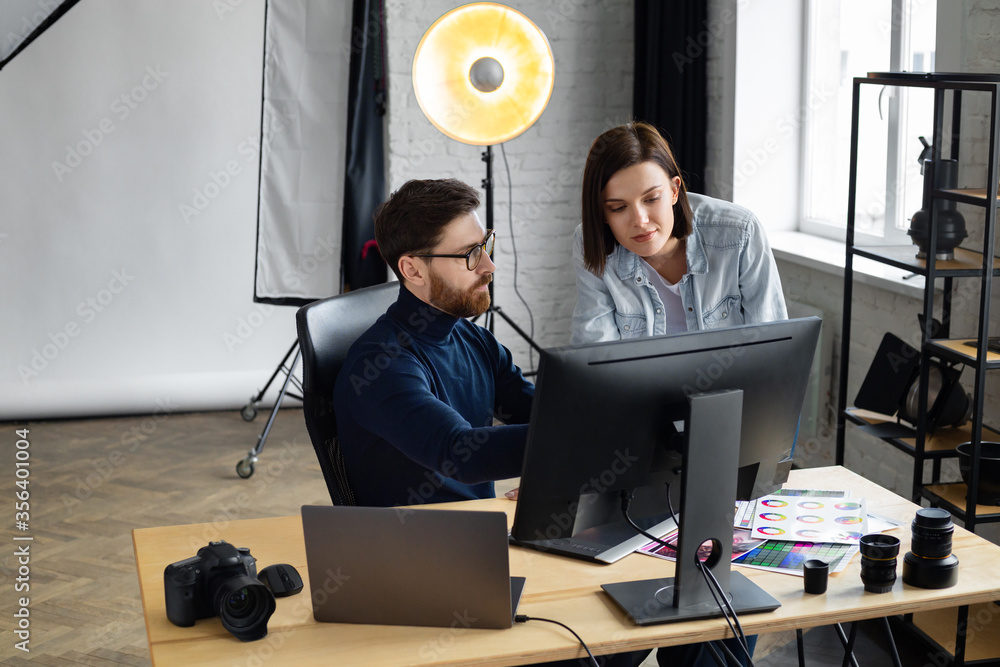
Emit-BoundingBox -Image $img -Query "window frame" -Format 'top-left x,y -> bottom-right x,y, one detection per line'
797,0 -> 930,246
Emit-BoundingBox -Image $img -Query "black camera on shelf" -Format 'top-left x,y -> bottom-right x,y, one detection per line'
164,541 -> 276,642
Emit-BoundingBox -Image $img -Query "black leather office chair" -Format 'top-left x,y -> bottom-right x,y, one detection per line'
296,282 -> 398,505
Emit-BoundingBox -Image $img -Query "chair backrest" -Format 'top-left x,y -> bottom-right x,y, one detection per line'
296,282 -> 399,505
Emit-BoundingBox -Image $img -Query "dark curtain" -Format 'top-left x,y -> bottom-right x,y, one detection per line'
633,0 -> 708,194
341,0 -> 388,291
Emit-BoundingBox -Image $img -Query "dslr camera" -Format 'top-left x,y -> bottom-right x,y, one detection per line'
164,540 -> 276,641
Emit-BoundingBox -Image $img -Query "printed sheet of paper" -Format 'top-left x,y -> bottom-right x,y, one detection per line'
734,488 -> 848,529
639,529 -> 764,562
749,495 -> 868,545
734,541 -> 859,576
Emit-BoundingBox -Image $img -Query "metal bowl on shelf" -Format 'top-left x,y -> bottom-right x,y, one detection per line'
955,441 -> 1000,506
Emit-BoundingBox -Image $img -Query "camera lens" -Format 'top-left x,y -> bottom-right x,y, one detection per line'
226,588 -> 256,618
859,533 -> 900,594
909,508 -> 953,558
902,508 -> 959,589
215,576 -> 276,641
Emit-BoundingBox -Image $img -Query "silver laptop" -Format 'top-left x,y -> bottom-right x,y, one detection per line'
301,505 -> 526,629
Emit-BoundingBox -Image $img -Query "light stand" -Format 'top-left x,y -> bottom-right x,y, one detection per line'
480,145 -> 542,353
412,3 -> 554,358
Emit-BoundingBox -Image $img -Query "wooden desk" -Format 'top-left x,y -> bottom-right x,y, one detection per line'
132,467 -> 1000,666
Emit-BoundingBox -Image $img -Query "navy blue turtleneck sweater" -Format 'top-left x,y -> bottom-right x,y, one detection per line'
333,286 -> 535,507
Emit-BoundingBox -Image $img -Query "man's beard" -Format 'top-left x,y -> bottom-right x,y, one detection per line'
429,272 -> 492,318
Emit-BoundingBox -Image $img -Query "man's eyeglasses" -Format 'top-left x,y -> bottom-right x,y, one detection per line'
412,230 -> 496,271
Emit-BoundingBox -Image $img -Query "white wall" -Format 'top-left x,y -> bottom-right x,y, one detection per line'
0,0 -> 304,420
383,0 -> 634,371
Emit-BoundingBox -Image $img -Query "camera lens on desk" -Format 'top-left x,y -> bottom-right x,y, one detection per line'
902,508 -> 959,589
859,534 -> 900,594
217,577 -> 277,639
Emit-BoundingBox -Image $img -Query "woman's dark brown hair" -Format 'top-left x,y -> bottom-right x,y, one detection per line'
580,121 -> 693,276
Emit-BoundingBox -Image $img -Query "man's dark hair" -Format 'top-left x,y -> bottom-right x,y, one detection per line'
374,178 -> 481,281
580,121 -> 693,276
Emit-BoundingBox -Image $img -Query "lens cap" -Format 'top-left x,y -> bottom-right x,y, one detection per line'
915,508 -> 951,527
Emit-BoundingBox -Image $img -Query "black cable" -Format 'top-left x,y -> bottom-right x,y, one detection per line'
705,640 -> 728,667
696,560 -> 754,667
713,638 -> 744,666
499,143 -> 536,373
664,484 -> 752,664
621,488 -> 754,667
619,490 -> 746,663
666,481 -> 678,525
702,563 -> 750,650
695,559 -> 749,665
514,615 -> 599,667
619,490 -> 675,552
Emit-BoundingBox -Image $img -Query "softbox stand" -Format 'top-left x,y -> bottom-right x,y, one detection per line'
236,342 -> 303,479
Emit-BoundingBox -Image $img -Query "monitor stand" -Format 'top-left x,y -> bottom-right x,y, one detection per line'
602,389 -> 781,625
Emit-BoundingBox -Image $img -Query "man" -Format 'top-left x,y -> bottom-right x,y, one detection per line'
333,178 -> 533,507
335,178 -> 652,667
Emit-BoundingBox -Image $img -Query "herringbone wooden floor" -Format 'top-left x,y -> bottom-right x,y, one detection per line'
0,407 -> 328,665
0,408 -> 936,666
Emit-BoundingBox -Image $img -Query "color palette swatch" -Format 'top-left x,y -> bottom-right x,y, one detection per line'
733,540 -> 857,576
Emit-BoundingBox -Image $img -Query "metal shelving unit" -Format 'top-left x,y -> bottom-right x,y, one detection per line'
836,72 -> 1000,667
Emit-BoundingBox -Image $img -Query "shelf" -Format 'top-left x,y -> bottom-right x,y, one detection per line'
850,245 -> 1000,277
921,483 -> 1000,523
909,603 -> 1000,663
844,408 -> 1000,456
940,187 -> 1000,206
842,72 -> 1000,667
928,339 -> 1000,369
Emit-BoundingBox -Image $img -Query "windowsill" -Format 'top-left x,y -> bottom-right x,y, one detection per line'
769,231 -> 931,300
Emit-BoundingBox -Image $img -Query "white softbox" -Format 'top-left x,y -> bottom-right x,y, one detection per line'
253,0 -> 352,303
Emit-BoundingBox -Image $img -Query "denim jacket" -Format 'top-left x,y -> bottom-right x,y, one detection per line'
571,193 -> 787,344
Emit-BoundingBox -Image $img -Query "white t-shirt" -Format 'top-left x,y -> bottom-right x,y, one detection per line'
641,259 -> 688,334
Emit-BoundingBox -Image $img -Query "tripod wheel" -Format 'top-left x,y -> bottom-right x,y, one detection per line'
236,458 -> 255,479
241,402 -> 258,422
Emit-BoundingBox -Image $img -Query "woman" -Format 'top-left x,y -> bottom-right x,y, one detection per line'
571,121 -> 786,345
572,122 -> 783,667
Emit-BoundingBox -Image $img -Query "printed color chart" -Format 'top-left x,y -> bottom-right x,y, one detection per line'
749,494 -> 867,545
734,541 -> 855,575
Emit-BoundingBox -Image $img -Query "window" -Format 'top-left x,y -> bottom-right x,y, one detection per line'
800,0 -> 937,244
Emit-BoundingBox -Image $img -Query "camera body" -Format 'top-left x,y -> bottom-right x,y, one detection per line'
164,540 -> 275,641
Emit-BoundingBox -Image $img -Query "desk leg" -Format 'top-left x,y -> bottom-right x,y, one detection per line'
881,616 -> 902,667
796,629 -> 806,667
836,623 -> 860,667
955,605 -> 969,667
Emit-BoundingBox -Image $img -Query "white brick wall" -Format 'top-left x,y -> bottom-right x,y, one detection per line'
384,0 -> 633,370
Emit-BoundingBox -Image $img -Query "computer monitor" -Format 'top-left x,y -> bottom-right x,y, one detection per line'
509,316 -> 822,624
